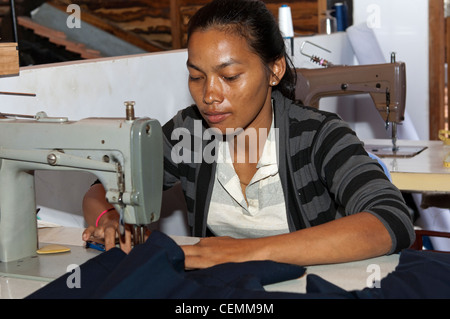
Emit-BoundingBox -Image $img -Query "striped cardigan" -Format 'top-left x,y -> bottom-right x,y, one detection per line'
162,91 -> 415,254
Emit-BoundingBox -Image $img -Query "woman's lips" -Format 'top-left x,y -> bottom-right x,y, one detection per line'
204,112 -> 230,124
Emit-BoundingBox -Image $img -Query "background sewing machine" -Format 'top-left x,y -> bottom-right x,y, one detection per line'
296,58 -> 426,158
0,103 -> 163,262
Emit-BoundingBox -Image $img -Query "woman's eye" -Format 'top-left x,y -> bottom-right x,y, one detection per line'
189,75 -> 202,81
223,74 -> 240,82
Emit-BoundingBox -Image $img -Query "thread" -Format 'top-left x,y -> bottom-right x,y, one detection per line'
278,5 -> 294,38
333,2 -> 349,31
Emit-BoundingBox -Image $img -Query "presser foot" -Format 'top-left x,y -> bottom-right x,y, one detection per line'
132,225 -> 148,246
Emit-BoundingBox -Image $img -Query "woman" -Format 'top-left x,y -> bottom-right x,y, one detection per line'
83,0 -> 415,269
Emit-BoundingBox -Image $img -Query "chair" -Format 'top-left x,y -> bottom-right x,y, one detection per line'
410,230 -> 450,253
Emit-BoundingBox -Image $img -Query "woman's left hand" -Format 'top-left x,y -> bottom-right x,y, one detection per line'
180,236 -> 266,269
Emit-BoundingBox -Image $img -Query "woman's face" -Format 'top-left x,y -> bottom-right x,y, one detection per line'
187,28 -> 283,134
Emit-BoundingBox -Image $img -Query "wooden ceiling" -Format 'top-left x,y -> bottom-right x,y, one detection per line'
46,0 -> 323,51
47,0 -> 173,52
0,0 -> 324,65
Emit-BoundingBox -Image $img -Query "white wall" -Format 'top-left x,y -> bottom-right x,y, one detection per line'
1,50 -> 192,122
1,50 -> 193,235
352,0 -> 429,140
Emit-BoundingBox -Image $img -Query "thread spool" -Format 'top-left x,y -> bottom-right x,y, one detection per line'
333,2 -> 348,31
278,5 -> 294,38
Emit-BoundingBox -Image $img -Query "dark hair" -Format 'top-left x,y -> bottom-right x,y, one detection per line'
187,0 -> 296,100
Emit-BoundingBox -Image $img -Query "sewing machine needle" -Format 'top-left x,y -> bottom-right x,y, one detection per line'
391,122 -> 398,152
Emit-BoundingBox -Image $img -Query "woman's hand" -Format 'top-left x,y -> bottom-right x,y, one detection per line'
82,183 -> 133,253
181,236 -> 267,269
180,213 -> 392,269
82,210 -> 133,253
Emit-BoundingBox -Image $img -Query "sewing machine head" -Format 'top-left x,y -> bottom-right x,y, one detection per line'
0,104 -> 163,262
295,61 -> 406,125
295,61 -> 412,155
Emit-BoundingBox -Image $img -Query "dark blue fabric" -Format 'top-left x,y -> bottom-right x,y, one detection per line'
354,249 -> 450,299
306,274 -> 356,299
26,232 -> 450,299
26,246 -> 127,299
305,249 -> 450,299
27,231 -> 307,299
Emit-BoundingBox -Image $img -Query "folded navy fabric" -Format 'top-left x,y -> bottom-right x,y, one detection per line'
27,231 -> 306,299
353,249 -> 450,299
26,246 -> 127,299
305,249 -> 450,299
26,231 -> 450,299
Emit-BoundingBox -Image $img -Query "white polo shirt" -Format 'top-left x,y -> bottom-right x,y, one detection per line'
207,116 -> 289,238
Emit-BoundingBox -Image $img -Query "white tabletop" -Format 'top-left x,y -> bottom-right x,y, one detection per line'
364,139 -> 450,192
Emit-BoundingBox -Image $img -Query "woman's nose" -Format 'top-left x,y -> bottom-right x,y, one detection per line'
203,77 -> 222,105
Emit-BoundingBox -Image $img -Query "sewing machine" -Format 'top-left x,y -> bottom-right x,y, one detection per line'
0,103 -> 163,262
295,60 -> 425,157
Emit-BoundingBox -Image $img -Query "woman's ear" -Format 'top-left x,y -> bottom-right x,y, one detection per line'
270,56 -> 286,86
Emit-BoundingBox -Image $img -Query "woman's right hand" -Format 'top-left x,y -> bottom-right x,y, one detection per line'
82,183 -> 133,253
82,210 -> 133,253
82,209 -> 117,250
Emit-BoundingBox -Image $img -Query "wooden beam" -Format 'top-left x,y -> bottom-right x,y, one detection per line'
317,0 -> 327,34
17,16 -> 102,59
446,17 -> 450,131
48,1 -> 169,52
170,0 -> 182,49
429,0 -> 446,140
0,43 -> 19,76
